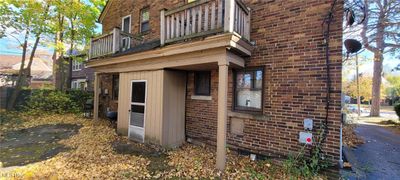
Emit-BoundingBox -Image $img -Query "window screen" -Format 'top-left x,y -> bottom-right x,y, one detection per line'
131,82 -> 146,103
194,71 -> 211,96
130,105 -> 144,127
234,68 -> 263,111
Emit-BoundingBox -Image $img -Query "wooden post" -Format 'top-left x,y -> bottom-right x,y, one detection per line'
224,0 -> 235,32
88,38 -> 93,59
216,61 -> 229,170
93,72 -> 100,120
160,9 -> 166,46
112,28 -> 121,53
245,7 -> 251,40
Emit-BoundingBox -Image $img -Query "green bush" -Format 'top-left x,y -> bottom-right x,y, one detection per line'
25,90 -> 85,114
67,90 -> 93,111
395,103 -> 400,120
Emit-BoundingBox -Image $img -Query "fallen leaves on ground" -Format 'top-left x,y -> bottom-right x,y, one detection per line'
1,113 -> 151,179
0,112 -> 307,179
343,124 -> 364,148
165,145 -> 282,179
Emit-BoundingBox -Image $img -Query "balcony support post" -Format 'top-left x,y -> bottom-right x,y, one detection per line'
93,72 -> 100,121
160,9 -> 166,46
112,28 -> 120,53
224,0 -> 235,33
216,59 -> 229,170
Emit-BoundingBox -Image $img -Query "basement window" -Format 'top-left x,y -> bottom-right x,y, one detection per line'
194,71 -> 211,96
234,67 -> 263,112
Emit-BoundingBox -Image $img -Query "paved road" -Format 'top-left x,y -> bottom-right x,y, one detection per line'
343,124 -> 400,179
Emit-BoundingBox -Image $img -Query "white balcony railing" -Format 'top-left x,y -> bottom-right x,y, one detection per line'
160,0 -> 250,45
89,28 -> 133,59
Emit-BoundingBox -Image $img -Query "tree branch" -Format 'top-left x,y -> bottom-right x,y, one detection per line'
361,0 -> 378,53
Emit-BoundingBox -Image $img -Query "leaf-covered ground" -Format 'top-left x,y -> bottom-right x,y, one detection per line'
0,111 -> 321,179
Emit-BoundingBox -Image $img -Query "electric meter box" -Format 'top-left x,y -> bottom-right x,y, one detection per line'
299,132 -> 313,145
303,118 -> 313,130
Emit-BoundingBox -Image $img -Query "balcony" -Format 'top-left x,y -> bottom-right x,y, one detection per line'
161,0 -> 250,45
89,28 -> 136,59
89,0 -> 250,60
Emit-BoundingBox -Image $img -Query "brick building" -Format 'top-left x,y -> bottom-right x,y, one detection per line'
87,0 -> 343,169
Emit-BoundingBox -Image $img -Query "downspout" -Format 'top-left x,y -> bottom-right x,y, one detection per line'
339,119 -> 344,168
321,0 -> 338,164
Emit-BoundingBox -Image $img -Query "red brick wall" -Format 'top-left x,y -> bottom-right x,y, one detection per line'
186,0 -> 343,160
102,0 -> 186,43
98,74 -> 119,118
102,0 -> 343,160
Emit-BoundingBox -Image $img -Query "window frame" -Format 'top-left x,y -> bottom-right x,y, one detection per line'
194,71 -> 211,96
140,7 -> 150,33
121,14 -> 132,33
233,67 -> 264,113
112,74 -> 119,100
71,79 -> 87,90
72,60 -> 82,71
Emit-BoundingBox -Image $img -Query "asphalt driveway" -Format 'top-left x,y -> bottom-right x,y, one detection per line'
342,123 -> 400,179
0,124 -> 81,167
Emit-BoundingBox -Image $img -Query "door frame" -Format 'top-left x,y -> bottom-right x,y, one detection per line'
128,80 -> 147,143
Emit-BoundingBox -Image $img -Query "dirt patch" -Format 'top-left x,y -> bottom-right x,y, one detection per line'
343,124 -> 365,148
112,138 -> 171,176
0,124 -> 81,167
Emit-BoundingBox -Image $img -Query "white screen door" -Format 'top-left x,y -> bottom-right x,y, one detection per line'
128,80 -> 146,142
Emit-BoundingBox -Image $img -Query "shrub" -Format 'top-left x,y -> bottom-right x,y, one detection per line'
67,90 -> 93,111
395,103 -> 400,120
25,90 -> 80,114
283,130 -> 331,179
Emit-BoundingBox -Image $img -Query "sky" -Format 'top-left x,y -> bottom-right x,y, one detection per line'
0,23 -> 102,57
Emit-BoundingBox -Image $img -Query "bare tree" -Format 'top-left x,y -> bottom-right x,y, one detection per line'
360,0 -> 400,116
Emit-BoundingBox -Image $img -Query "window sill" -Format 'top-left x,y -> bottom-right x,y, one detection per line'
139,30 -> 150,35
191,95 -> 212,101
228,111 -> 269,121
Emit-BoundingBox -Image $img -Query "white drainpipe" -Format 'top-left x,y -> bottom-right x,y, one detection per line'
339,123 -> 344,168
339,94 -> 345,168
339,114 -> 344,168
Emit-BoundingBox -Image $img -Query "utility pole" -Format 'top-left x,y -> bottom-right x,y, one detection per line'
355,53 -> 361,117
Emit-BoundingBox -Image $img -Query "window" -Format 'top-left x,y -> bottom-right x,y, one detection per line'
72,60 -> 82,71
234,68 -> 263,112
121,15 -> 131,51
194,71 -> 211,96
112,74 -> 119,100
140,8 -> 150,33
122,15 -> 131,33
71,79 -> 87,90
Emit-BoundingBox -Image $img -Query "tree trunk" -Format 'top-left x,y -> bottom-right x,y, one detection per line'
370,53 -> 383,116
7,30 -> 29,110
26,35 -> 41,76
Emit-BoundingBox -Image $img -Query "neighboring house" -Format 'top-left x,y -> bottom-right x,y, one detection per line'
87,0 -> 343,169
56,50 -> 95,91
0,55 -> 53,88
70,57 -> 95,91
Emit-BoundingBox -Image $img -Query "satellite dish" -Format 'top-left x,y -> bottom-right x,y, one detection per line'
344,39 -> 362,54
